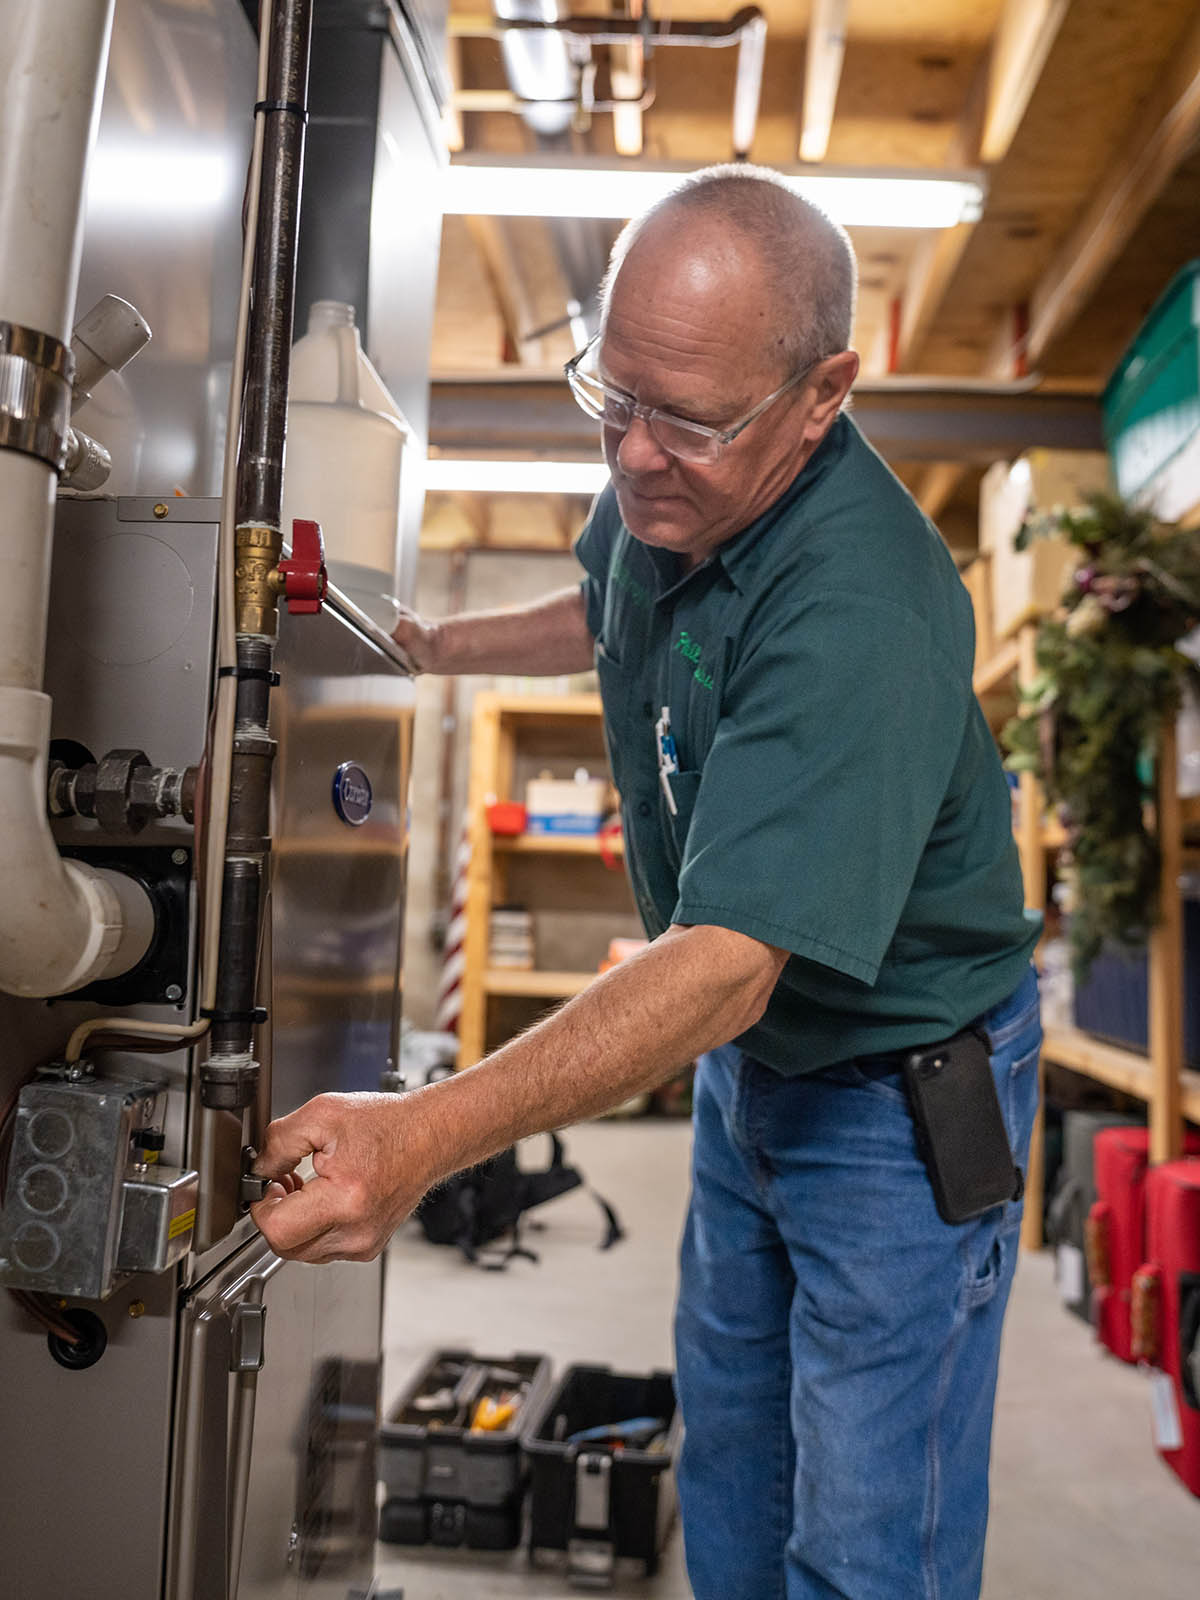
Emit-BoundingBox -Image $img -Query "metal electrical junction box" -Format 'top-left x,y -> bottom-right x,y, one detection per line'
0,1071 -> 197,1300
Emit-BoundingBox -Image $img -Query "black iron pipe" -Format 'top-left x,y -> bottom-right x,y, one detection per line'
234,0 -> 312,532
209,861 -> 262,1058
203,0 -> 312,1110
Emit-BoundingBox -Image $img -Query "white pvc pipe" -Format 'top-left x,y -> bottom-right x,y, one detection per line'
0,690 -> 152,996
0,0 -> 155,996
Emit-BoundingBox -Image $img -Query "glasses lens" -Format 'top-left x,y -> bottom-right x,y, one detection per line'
650,416 -> 721,465
569,369 -> 635,431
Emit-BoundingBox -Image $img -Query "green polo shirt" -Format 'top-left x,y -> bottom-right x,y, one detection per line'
575,413 -> 1040,1074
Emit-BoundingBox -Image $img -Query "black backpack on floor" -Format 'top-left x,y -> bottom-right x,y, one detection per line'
414,1132 -> 624,1270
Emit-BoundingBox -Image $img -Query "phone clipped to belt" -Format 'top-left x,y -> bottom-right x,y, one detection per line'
902,1028 -> 1024,1225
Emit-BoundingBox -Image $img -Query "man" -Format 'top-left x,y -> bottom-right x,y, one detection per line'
253,166 -> 1042,1599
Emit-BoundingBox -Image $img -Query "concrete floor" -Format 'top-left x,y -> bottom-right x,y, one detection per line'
378,1119 -> 1200,1599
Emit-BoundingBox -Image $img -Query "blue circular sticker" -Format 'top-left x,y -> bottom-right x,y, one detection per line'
332,762 -> 373,827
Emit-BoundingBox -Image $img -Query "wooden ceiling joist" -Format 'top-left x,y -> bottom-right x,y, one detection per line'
893,52 -> 990,373
463,214 -> 544,366
799,0 -> 849,164
979,0 -> 1070,165
895,221 -> 976,373
915,462 -> 968,521
1026,6 -> 1200,368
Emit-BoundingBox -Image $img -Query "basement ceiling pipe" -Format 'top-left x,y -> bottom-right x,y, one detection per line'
0,0 -> 154,997
495,0 -> 580,138
467,7 -> 767,157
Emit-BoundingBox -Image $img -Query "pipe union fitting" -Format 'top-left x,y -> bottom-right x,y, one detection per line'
0,322 -> 74,472
200,1056 -> 260,1111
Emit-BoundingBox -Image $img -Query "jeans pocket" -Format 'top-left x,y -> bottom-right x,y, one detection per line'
1003,1042 -> 1041,1157
963,1229 -> 1004,1309
822,1061 -> 909,1106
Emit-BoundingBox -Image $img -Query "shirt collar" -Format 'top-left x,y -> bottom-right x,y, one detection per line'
713,413 -> 850,595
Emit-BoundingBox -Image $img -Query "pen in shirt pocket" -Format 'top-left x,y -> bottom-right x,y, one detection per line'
655,705 -> 678,816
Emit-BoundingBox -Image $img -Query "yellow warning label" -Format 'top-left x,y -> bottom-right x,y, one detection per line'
168,1208 -> 196,1241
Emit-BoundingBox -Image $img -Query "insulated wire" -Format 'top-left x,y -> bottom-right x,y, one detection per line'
200,0 -> 273,1014
63,1016 -> 212,1067
8,1289 -> 80,1345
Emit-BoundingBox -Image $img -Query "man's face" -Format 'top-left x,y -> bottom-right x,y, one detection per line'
598,217 -> 841,565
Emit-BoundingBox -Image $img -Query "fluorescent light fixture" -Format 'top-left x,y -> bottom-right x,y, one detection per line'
442,162 -> 984,229
425,459 -> 610,495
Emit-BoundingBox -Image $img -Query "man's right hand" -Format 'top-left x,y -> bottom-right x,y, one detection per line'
390,604 -> 439,674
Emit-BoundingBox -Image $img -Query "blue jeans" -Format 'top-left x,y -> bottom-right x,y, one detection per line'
675,967 -> 1041,1600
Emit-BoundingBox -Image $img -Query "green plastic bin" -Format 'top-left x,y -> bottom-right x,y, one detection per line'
1102,261 -> 1200,505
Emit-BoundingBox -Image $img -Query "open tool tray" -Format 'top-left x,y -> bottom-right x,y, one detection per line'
378,1347 -> 552,1549
522,1364 -> 682,1586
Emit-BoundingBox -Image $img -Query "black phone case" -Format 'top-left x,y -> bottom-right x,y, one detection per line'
902,1029 -> 1023,1226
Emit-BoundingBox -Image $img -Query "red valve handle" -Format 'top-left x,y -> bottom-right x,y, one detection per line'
279,518 -> 328,614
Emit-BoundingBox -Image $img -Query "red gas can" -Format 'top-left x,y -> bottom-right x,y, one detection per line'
1137,1158 -> 1200,1496
1088,1127 -> 1200,1362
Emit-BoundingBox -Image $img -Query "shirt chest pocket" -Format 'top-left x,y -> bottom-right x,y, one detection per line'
663,768 -> 702,869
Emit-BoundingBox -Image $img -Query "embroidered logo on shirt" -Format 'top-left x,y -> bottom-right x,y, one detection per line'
673,629 -> 714,690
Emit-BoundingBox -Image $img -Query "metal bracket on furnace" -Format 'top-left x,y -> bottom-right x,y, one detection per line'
238,1147 -> 271,1208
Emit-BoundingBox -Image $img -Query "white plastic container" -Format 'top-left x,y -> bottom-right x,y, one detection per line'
281,300 -> 412,631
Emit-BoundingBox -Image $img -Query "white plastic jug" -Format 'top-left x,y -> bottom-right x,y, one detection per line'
281,300 -> 412,631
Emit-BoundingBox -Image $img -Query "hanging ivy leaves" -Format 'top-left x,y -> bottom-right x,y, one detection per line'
1001,493 -> 1200,979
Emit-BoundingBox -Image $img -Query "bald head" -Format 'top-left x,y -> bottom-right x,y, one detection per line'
600,165 -> 858,377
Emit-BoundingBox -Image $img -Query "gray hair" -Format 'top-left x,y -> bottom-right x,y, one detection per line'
598,164 -> 858,373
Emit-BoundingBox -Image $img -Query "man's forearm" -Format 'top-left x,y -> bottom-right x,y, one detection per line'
251,923 -> 786,1261
409,924 -> 787,1187
425,585 -> 595,676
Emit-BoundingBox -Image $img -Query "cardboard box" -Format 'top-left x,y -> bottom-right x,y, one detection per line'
979,450 -> 1110,640
525,772 -> 609,835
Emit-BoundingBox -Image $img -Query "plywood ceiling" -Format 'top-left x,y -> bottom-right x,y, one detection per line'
424,0 -> 1200,549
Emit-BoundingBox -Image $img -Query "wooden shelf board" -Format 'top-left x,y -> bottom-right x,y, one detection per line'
484,968 -> 596,998
973,640 -> 1021,696
1042,1025 -> 1200,1120
492,833 -> 623,856
1041,1026 -> 1152,1098
486,692 -> 603,720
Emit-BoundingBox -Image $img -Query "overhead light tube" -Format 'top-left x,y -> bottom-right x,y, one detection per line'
442,161 -> 985,228
426,459 -> 610,495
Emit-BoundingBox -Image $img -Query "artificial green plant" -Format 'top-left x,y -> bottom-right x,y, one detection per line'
1001,492 -> 1200,977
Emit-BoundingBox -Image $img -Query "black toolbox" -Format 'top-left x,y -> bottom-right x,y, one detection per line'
522,1364 -> 682,1587
378,1347 -> 552,1549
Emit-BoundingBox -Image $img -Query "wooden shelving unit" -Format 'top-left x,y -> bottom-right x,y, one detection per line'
457,692 -> 637,1070
493,833 -> 623,857
483,968 -> 596,999
975,622 -> 1195,1248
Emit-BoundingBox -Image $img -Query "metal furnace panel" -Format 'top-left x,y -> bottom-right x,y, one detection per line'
269,597 -> 415,1116
167,1239 -> 381,1600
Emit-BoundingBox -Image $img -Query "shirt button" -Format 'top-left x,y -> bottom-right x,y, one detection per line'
636,800 -> 652,818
